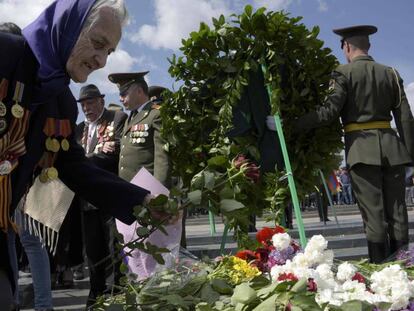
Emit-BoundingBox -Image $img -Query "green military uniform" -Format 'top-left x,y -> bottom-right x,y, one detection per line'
296,25 -> 414,263
108,72 -> 171,187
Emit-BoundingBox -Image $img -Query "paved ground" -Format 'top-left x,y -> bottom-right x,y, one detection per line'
18,205 -> 412,311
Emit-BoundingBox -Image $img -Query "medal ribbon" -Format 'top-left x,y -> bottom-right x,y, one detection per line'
0,78 -> 8,101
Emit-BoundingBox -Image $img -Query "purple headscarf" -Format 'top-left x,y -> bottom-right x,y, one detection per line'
22,0 -> 96,103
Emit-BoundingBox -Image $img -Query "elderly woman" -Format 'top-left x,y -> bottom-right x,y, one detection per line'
0,0 -> 162,309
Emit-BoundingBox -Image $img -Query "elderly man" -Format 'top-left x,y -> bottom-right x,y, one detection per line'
74,84 -> 127,306
0,1 -> 169,307
268,25 -> 414,263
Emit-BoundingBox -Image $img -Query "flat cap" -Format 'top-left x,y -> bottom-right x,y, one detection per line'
77,84 -> 104,102
333,25 -> 377,39
108,71 -> 149,94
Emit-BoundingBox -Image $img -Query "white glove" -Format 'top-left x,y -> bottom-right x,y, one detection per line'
266,115 -> 277,131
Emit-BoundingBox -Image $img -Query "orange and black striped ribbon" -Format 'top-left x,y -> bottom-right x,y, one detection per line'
0,109 -> 31,232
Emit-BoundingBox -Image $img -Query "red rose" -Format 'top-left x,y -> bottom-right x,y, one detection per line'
277,272 -> 298,282
256,227 -> 275,245
307,278 -> 317,292
256,226 -> 286,245
235,250 -> 256,261
351,272 -> 366,284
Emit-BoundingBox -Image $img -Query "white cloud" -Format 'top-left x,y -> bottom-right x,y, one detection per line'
128,0 -> 231,50
71,48 -> 138,98
317,0 -> 328,11
252,0 -> 293,11
0,0 -> 54,28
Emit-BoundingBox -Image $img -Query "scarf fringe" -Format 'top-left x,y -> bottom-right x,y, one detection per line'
24,213 -> 59,255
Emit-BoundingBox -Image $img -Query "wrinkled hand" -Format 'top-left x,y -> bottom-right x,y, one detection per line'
102,141 -> 116,154
266,115 -> 277,131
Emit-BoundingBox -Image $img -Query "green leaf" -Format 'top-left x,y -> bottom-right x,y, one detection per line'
338,300 -> 374,311
207,155 -> 227,167
291,278 -> 307,293
252,293 -> 277,311
231,283 -> 257,305
136,227 -> 150,237
196,302 -> 213,311
119,263 -> 129,274
220,199 -> 245,212
210,278 -> 233,295
188,190 -> 202,205
244,4 -> 253,16
204,171 -> 216,190
200,282 -> 221,305
149,194 -> 169,206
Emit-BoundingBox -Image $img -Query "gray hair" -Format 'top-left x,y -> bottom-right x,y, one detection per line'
0,22 -> 22,35
82,0 -> 128,32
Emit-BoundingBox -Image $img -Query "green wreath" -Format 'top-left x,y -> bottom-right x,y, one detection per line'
161,6 -> 343,248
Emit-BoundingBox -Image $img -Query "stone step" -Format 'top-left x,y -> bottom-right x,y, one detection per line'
186,220 -> 414,246
187,229 -> 414,261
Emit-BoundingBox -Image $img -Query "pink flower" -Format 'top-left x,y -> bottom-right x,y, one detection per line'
277,272 -> 298,282
307,278 -> 317,292
351,272 -> 366,284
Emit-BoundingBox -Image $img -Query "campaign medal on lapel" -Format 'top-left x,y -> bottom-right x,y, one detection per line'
0,119 -> 7,135
11,81 -> 24,119
60,120 -> 71,151
40,118 -> 72,182
0,79 -> 8,133
0,79 -> 8,118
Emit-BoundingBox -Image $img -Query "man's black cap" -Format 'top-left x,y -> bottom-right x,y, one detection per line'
77,84 -> 105,102
108,71 -> 149,94
333,25 -> 377,39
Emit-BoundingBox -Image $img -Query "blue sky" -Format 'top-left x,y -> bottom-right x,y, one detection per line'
1,0 -> 413,121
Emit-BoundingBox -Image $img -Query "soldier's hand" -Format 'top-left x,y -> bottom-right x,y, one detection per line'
266,115 -> 277,131
102,141 -> 116,154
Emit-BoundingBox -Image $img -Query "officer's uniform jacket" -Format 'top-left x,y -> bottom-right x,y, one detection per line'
119,101 -> 170,187
297,55 -> 414,168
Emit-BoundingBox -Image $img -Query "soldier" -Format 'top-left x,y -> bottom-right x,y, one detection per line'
109,72 -> 181,279
108,72 -> 171,187
268,25 -> 414,263
75,84 -> 127,306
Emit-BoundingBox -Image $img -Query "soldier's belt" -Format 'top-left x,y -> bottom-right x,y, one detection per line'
344,121 -> 391,133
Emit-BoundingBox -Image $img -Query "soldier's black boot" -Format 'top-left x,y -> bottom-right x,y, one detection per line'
367,241 -> 388,264
389,239 -> 409,255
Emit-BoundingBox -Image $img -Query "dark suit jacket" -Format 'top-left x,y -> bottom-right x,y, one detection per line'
76,108 -> 127,174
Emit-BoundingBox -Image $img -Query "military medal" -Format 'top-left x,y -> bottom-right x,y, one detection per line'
61,139 -> 70,151
39,170 -> 49,183
60,119 -> 71,151
0,119 -> 7,134
11,82 -> 25,119
51,138 -> 60,152
0,160 -> 12,175
46,167 -> 58,180
0,79 -> 9,117
0,102 -> 6,117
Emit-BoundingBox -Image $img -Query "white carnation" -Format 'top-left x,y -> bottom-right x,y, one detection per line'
336,262 -> 357,282
370,265 -> 414,310
272,232 -> 291,250
305,235 -> 328,253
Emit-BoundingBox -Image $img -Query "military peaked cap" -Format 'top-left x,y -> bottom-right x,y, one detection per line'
148,85 -> 170,103
77,84 -> 105,102
333,25 -> 377,39
108,71 -> 149,94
